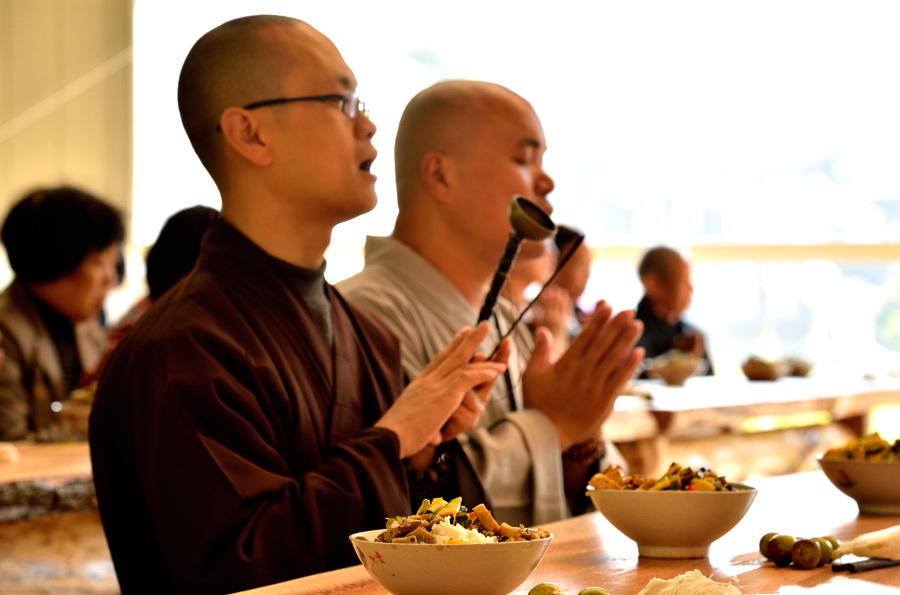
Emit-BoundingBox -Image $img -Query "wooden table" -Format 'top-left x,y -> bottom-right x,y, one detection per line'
0,442 -> 113,593
0,441 -> 92,484
0,441 -> 95,522
235,472 -> 900,594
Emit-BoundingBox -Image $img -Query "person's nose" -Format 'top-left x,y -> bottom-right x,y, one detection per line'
103,263 -> 118,289
535,169 -> 555,205
355,111 -> 376,141
533,174 -> 554,217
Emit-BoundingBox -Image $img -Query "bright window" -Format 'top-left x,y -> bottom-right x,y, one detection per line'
133,0 -> 900,376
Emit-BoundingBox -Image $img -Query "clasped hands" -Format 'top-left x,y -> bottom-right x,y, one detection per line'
522,301 -> 644,451
376,321 -> 510,459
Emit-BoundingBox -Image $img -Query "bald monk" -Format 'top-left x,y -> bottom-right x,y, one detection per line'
339,81 -> 644,524
88,17 -> 508,594
636,245 -> 713,375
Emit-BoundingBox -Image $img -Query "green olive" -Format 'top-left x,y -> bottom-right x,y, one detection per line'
528,583 -> 564,595
813,537 -> 834,566
766,534 -> 796,566
791,539 -> 822,570
824,535 -> 840,551
578,589 -> 610,595
759,532 -> 779,557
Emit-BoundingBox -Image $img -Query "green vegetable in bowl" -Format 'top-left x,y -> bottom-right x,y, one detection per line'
823,432 -> 900,462
589,462 -> 734,491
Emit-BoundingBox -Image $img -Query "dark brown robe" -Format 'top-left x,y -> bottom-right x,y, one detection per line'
89,219 -> 413,594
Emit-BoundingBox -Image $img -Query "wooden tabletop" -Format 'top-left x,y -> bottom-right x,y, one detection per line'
236,472 -> 900,594
0,441 -> 91,484
0,510 -> 116,594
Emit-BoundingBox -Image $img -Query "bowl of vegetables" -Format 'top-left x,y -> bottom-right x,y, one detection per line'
350,497 -> 552,595
818,433 -> 900,515
587,463 -> 757,558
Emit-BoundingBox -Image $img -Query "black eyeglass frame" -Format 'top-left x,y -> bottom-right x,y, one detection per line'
244,91 -> 365,117
215,91 -> 366,132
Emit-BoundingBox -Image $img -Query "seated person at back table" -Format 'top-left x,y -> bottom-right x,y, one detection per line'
109,205 -> 218,343
635,245 -> 713,376
0,186 -> 123,441
88,15 -> 508,595
339,80 -> 644,524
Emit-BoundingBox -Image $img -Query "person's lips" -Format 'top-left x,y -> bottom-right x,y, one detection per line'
359,151 -> 377,173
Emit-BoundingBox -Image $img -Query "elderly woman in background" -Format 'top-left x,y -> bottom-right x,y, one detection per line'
0,186 -> 123,441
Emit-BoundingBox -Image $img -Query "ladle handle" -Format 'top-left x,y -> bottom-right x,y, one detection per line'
477,232 -> 523,323
486,231 -> 585,359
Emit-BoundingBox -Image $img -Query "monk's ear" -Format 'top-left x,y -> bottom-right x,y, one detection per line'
420,151 -> 453,203
218,107 -> 274,167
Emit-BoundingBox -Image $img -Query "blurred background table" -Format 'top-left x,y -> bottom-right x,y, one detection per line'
0,441 -> 116,594
0,441 -> 92,485
236,472 -> 900,594
615,374 -> 900,479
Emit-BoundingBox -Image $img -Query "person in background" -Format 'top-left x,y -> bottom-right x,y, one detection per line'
89,16 -> 507,594
0,186 -> 123,440
339,80 -> 644,524
506,236 -> 574,361
97,249 -> 126,328
521,224 -> 594,359
110,205 -> 218,340
635,245 -> 713,375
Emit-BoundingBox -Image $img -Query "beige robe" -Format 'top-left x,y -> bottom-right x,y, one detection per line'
339,236 -> 568,524
0,281 -> 106,440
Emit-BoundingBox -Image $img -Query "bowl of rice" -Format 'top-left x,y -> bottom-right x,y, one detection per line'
349,497 -> 552,595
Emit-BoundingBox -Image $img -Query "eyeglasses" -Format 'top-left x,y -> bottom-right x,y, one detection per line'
242,90 -> 366,119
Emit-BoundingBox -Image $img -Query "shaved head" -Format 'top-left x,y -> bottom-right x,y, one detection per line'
177,15 -> 329,178
639,245 -> 693,319
638,246 -> 685,281
394,80 -> 534,206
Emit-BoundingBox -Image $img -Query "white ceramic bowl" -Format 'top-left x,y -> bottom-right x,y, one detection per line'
349,528 -> 552,595
648,357 -> 707,386
587,485 -> 757,558
818,457 -> 900,515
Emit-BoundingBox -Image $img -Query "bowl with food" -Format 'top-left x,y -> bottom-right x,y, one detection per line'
587,463 -> 757,558
350,497 -> 552,595
647,350 -> 706,387
782,356 -> 812,377
741,356 -> 787,381
818,433 -> 900,515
